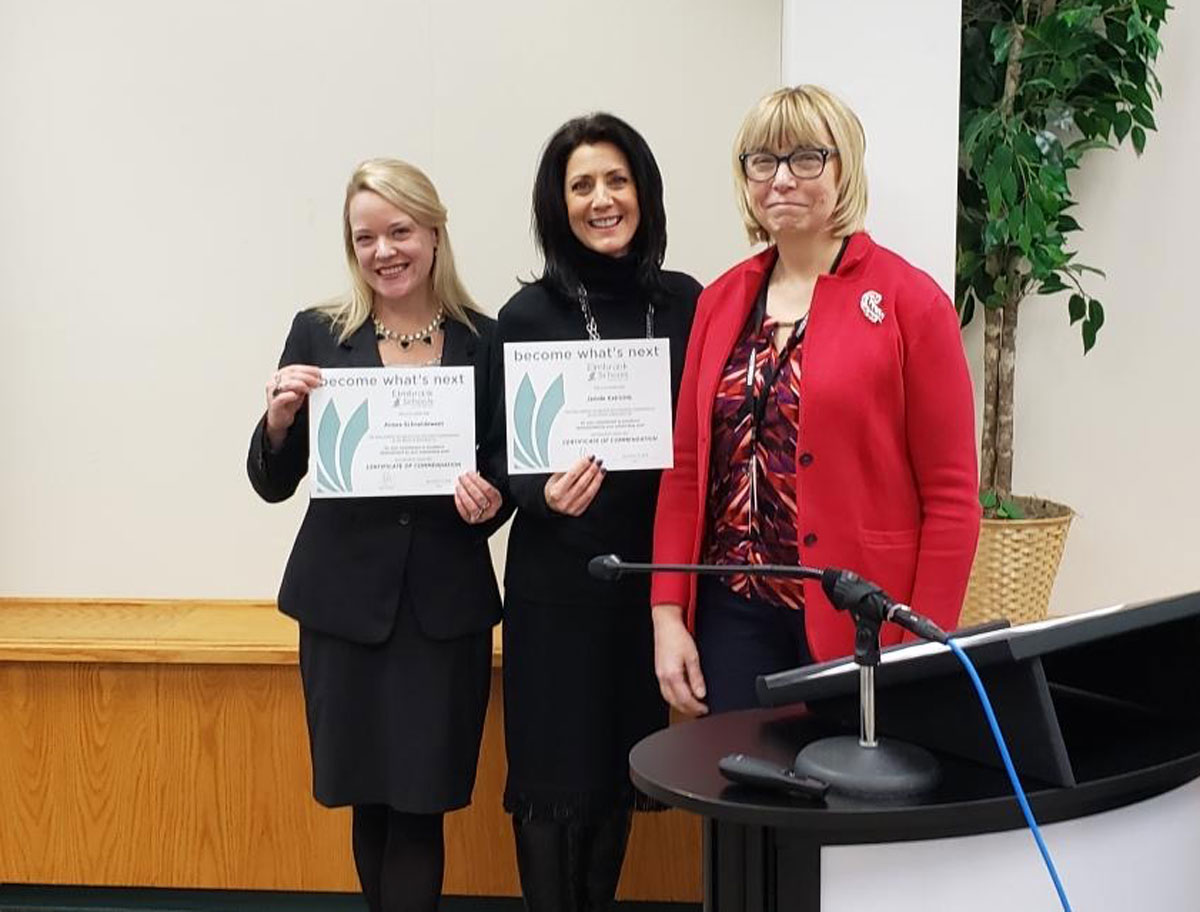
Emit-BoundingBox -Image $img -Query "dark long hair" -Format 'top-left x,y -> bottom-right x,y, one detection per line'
530,112 -> 668,299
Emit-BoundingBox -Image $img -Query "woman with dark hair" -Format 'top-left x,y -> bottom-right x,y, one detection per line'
498,113 -> 700,910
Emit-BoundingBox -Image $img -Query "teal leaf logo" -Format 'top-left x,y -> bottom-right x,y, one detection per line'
316,399 -> 369,493
512,373 -> 564,470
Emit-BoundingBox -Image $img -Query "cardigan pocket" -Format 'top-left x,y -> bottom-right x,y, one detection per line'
859,527 -> 920,548
855,528 -> 920,607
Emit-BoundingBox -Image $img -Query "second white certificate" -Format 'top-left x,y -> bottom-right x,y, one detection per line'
308,366 -> 475,498
504,338 -> 673,474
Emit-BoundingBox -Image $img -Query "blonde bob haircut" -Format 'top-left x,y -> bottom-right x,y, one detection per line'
316,158 -> 480,343
732,85 -> 868,245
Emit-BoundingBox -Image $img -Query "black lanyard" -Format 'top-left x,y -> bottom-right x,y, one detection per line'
742,300 -> 806,436
739,238 -> 849,521
741,284 -> 805,521
741,237 -> 849,434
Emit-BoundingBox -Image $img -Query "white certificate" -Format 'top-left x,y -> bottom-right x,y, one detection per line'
308,367 -> 474,498
504,339 -> 673,474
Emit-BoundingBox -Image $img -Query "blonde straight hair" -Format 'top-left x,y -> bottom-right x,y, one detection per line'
315,158 -> 480,342
732,85 -> 868,244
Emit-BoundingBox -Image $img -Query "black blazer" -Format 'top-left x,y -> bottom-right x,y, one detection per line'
247,309 -> 511,644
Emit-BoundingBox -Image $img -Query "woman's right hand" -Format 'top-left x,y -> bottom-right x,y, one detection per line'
264,364 -> 322,451
543,455 -> 606,516
652,603 -> 708,716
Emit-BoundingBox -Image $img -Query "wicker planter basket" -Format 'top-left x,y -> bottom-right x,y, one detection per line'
958,497 -> 1074,628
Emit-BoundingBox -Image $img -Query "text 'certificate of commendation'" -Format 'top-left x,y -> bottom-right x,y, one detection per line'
504,339 -> 673,474
308,367 -> 474,498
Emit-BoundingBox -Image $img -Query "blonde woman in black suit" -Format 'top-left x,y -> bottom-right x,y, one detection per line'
248,159 -> 510,912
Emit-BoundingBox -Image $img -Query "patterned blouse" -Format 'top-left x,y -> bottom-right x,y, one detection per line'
704,304 -> 806,611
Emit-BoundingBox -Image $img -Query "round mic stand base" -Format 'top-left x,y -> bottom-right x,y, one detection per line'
792,589 -> 941,799
794,736 -> 940,799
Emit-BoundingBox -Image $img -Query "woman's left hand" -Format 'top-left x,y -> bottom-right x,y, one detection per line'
454,472 -> 502,526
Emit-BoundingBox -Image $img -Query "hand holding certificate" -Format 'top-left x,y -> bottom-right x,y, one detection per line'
308,367 -> 475,498
503,339 -> 673,474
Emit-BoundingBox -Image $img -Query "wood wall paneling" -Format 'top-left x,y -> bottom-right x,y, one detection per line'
0,600 -> 700,900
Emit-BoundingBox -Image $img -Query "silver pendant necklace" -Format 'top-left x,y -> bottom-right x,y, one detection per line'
576,284 -> 655,341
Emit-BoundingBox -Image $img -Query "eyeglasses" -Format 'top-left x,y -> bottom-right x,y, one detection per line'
740,148 -> 839,182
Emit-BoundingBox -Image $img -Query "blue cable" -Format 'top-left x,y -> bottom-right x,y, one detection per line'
946,637 -> 1073,912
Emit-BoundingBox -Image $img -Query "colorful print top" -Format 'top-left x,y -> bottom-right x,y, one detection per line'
704,308 -> 805,611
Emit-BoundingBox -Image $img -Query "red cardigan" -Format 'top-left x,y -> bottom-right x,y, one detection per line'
651,233 -> 981,661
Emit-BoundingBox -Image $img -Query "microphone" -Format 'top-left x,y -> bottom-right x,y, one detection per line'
820,568 -> 949,644
587,554 -> 624,581
596,554 -> 949,800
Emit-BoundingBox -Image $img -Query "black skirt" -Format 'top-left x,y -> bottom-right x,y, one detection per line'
502,593 -> 668,822
298,595 -> 492,814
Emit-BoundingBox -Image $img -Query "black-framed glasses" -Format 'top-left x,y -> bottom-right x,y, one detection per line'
740,148 -> 839,182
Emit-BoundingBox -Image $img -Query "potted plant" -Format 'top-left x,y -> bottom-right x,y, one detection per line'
955,0 -> 1170,624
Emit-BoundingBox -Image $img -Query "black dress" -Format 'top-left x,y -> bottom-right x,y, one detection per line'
247,310 -> 511,813
497,251 -> 700,821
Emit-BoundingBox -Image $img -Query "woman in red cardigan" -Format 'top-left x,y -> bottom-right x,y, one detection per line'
651,85 -> 981,715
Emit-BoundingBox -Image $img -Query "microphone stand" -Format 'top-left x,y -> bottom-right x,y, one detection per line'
590,554 -> 941,799
791,590 -> 940,799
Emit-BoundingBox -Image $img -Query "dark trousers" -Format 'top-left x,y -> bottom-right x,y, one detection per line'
694,577 -> 813,714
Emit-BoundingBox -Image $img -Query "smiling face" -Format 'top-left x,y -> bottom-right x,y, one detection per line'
347,190 -> 437,308
746,133 -> 841,243
563,142 -> 641,257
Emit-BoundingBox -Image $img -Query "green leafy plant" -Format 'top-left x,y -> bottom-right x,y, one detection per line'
980,488 -> 1026,520
957,0 -> 1170,509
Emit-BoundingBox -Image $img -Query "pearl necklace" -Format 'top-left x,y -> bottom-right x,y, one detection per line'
373,305 -> 445,349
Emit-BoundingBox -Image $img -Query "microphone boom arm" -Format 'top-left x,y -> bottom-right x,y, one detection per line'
589,555 -> 947,645
589,554 -> 822,582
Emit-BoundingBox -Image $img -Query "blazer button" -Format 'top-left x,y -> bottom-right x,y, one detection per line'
802,532 -> 818,547
799,452 -> 814,467
399,513 -> 411,526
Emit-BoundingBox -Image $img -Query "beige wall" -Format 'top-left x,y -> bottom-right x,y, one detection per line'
0,0 -> 781,597
992,3 -> 1200,614
782,0 -> 962,292
3,1 -> 1195,615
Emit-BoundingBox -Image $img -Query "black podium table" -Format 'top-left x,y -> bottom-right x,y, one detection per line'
630,704 -> 1200,911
